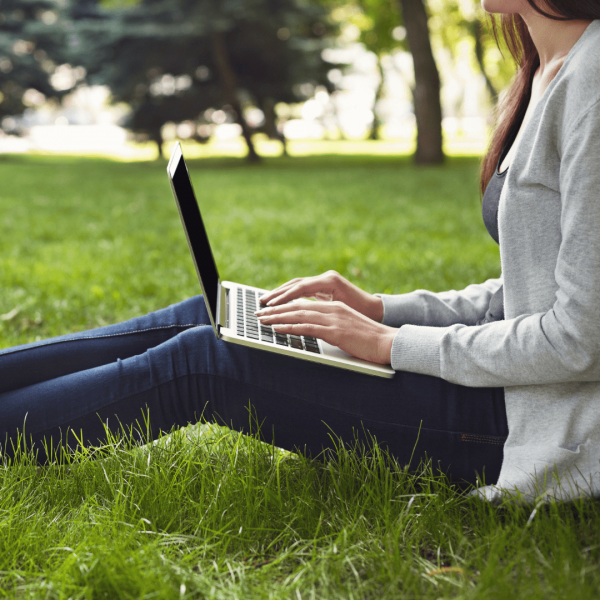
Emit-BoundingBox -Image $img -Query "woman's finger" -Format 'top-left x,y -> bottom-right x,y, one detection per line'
260,283 -> 298,304
257,308 -> 333,326
257,300 -> 342,317
264,285 -> 310,306
260,278 -> 304,303
264,279 -> 332,306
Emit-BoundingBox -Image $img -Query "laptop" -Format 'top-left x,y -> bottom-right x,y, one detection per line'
167,142 -> 395,378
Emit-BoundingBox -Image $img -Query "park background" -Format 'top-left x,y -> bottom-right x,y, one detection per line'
2,2 -> 600,599
0,0 -> 516,161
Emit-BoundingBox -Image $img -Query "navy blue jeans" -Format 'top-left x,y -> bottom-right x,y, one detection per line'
0,296 -> 508,484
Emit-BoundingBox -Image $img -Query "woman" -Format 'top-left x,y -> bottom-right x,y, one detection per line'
1,1 -> 599,502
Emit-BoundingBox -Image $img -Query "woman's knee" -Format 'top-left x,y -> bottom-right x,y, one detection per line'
155,295 -> 210,327
170,325 -> 266,390
183,295 -> 209,322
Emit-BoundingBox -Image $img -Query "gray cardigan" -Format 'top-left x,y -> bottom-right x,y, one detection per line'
379,20 -> 600,502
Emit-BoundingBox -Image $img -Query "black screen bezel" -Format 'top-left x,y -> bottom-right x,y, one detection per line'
168,144 -> 220,333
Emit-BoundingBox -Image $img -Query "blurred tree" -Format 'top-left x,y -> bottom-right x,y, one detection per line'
325,0 -> 443,162
322,0 -> 403,140
428,0 -> 515,106
223,5 -> 337,156
399,0 -> 443,164
72,0 -> 334,160
470,17 -> 498,101
69,0 -> 221,158
353,0 -> 405,140
0,0 -> 73,134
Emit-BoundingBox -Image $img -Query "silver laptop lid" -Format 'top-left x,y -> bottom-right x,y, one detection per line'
167,143 -> 221,337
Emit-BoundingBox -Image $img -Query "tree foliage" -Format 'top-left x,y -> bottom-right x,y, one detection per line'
0,0 -> 73,132
427,0 -> 516,105
324,0 -> 407,139
69,0 -> 335,159
354,0 -> 405,139
0,0 -> 517,164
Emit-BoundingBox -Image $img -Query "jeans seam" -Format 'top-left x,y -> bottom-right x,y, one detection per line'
0,324 -> 210,357
461,433 -> 505,445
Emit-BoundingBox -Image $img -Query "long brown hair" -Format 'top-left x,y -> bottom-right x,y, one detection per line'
480,1 -> 600,194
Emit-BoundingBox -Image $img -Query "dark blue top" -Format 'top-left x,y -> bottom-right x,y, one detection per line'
482,120 -> 519,244
482,163 -> 508,244
479,138 -> 516,324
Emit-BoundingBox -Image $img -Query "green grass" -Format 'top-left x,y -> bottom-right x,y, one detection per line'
1,153 -> 600,599
0,154 -> 499,346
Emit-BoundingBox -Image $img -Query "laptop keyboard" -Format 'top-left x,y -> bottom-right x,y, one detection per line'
236,288 -> 321,354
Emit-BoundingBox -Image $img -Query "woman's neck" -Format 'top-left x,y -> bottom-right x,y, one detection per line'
521,9 -> 592,71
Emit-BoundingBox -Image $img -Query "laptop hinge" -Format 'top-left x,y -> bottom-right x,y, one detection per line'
216,280 -> 228,337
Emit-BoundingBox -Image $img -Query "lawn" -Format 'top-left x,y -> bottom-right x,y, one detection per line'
1,153 -> 599,599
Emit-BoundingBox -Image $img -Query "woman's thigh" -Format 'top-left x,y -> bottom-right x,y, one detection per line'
189,328 -> 507,485
0,317 -> 507,484
0,296 -> 210,394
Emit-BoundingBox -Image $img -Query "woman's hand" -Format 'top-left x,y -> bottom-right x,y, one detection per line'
255,300 -> 397,365
259,270 -> 384,322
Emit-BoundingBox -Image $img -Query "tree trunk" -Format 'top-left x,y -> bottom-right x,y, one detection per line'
399,0 -> 444,164
370,56 -> 385,141
262,97 -> 288,156
334,102 -> 347,141
211,31 -> 261,163
152,130 -> 164,159
470,19 -> 498,104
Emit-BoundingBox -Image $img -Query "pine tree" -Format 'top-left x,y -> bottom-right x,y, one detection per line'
0,0 -> 71,132
71,0 -> 334,160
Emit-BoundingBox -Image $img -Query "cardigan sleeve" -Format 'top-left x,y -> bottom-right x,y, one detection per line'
390,99 -> 600,386
376,278 -> 502,328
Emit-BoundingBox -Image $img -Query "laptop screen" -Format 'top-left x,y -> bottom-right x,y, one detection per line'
168,144 -> 220,327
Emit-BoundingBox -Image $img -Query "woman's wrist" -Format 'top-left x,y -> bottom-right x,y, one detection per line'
377,326 -> 397,365
363,294 -> 384,323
